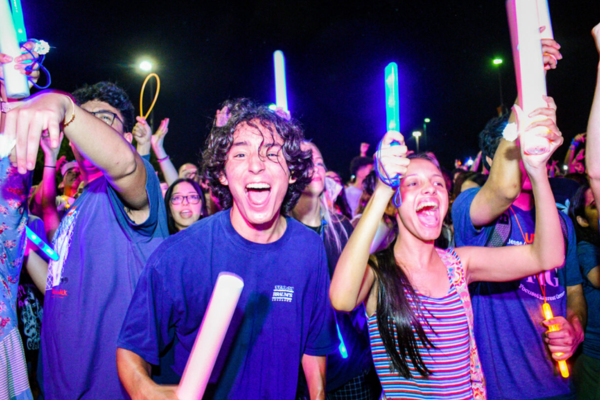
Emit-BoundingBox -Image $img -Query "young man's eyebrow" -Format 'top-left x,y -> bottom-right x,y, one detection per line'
232,140 -> 250,147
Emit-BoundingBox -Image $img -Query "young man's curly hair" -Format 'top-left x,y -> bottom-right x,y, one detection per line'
202,99 -> 313,214
72,82 -> 135,133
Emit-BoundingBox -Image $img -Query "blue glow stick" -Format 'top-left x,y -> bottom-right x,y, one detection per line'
10,0 -> 27,44
384,62 -> 400,132
335,320 -> 348,359
25,226 -> 59,261
273,50 -> 288,112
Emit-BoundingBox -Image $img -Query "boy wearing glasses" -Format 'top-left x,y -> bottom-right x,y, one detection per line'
117,99 -> 338,399
3,82 -> 169,399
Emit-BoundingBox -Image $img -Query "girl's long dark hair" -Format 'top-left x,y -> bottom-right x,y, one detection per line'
370,242 -> 434,379
164,178 -> 208,235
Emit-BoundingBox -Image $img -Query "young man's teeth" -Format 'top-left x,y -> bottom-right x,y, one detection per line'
247,183 -> 270,190
417,201 -> 437,212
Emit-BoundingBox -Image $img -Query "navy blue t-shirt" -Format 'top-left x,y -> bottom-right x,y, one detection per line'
452,188 -> 582,400
118,210 -> 339,399
576,241 -> 600,359
41,158 -> 168,400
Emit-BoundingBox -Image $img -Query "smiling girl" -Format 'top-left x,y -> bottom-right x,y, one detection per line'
330,121 -> 565,399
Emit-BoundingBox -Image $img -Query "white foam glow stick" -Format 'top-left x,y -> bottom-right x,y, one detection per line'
273,50 -> 288,112
507,0 -> 547,114
0,0 -> 29,99
536,0 -> 553,40
176,272 -> 244,400
507,0 -> 551,155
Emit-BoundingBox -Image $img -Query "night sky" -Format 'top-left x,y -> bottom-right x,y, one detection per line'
22,0 -> 600,179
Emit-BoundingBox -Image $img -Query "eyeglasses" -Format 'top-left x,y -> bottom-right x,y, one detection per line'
90,110 -> 125,127
170,194 -> 201,205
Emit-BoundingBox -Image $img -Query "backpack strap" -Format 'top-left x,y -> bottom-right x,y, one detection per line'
436,248 -> 487,400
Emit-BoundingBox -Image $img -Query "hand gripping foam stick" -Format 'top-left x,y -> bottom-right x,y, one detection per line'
176,273 -> 244,400
542,302 -> 569,378
0,0 -> 30,99
506,0 -> 551,155
273,50 -> 288,112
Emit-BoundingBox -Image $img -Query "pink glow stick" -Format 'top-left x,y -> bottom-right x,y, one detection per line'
176,272 -> 244,400
536,0 -> 553,40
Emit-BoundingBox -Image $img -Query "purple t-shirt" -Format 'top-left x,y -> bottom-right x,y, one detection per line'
118,210 -> 339,399
40,158 -> 168,400
452,188 -> 581,400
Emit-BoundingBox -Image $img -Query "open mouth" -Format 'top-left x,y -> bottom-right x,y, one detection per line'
180,210 -> 193,219
415,200 -> 440,227
246,182 -> 271,205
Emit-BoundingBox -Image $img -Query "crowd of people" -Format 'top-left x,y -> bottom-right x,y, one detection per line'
0,17 -> 599,400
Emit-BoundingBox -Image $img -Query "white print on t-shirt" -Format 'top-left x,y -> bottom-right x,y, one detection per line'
519,269 -> 565,301
46,207 -> 79,291
272,285 -> 294,303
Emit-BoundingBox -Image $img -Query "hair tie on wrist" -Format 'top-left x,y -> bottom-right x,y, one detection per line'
44,165 -> 56,168
157,155 -> 170,162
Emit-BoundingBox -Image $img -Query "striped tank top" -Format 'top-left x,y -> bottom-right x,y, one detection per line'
368,271 -> 474,399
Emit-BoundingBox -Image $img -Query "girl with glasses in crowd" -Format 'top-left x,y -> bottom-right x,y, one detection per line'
164,179 -> 208,234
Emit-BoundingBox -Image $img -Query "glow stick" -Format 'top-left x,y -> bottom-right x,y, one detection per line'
335,319 -> 348,359
542,302 -> 569,378
536,0 -> 553,40
506,0 -> 548,155
273,50 -> 288,112
25,226 -> 59,261
10,0 -> 27,44
139,73 -> 160,119
384,62 -> 400,132
0,0 -> 29,99
177,272 -> 244,400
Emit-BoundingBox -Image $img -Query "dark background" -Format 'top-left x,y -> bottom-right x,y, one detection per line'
22,0 -> 600,180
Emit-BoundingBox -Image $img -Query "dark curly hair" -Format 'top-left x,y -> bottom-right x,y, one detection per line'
202,98 -> 312,214
479,112 -> 510,171
72,82 -> 135,133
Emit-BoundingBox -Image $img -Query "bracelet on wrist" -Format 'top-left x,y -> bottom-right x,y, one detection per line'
44,165 -> 56,168
63,96 -> 76,128
157,155 -> 170,162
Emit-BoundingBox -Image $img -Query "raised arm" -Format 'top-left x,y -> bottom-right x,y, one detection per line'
151,118 -> 178,186
132,116 -> 152,157
4,91 -> 149,212
39,132 -> 62,240
330,130 -> 409,312
587,23 -> 600,201
461,100 -> 565,282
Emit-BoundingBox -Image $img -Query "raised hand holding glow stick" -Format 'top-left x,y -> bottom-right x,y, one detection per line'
506,0 -> 550,155
177,273 -> 244,400
0,0 -> 30,99
273,50 -> 288,112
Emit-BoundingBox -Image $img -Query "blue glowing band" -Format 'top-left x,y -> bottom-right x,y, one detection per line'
26,226 -> 59,261
273,50 -> 288,112
10,0 -> 27,44
384,62 -> 400,133
335,320 -> 348,359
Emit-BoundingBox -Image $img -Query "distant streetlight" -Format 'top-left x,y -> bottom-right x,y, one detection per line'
413,131 -> 422,153
139,61 -> 152,72
423,118 -> 431,149
492,58 -> 504,114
